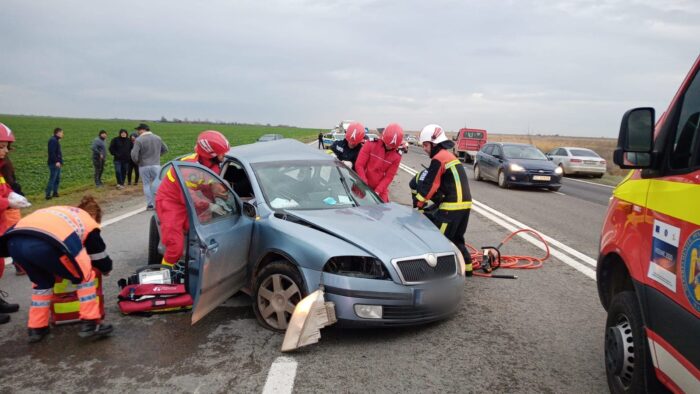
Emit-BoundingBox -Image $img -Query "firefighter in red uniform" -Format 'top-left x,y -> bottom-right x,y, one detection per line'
355,123 -> 404,202
330,122 -> 365,169
414,124 -> 473,276
0,195 -> 113,342
155,130 -> 230,268
0,122 -> 25,324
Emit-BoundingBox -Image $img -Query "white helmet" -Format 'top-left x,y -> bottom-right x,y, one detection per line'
419,124 -> 448,145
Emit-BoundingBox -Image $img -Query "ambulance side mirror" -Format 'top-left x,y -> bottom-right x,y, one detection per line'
614,107 -> 654,169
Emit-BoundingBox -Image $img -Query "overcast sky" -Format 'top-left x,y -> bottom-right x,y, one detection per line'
1,0 -> 698,136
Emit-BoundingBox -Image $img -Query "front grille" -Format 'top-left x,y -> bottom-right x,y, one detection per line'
526,169 -> 554,175
395,255 -> 457,283
382,305 -> 454,320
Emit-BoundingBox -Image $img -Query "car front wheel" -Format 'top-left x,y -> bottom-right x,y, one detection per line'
559,164 -> 566,176
604,291 -> 660,394
498,170 -> 509,188
253,261 -> 307,332
474,165 -> 483,181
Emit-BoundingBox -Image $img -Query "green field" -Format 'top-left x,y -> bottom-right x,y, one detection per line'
0,114 -> 320,201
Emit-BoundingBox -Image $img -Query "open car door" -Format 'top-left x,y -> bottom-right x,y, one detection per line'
170,161 -> 253,324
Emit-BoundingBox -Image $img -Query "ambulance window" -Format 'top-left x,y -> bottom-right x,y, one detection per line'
670,69 -> 700,170
180,166 -> 238,225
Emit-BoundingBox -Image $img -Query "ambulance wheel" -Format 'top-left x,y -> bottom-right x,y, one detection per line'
604,291 -> 660,394
148,215 -> 163,266
474,165 -> 483,181
253,261 -> 307,332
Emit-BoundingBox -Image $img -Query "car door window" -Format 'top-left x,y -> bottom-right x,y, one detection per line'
557,148 -> 568,156
482,145 -> 494,155
179,166 -> 237,225
670,69 -> 700,170
492,146 -> 503,158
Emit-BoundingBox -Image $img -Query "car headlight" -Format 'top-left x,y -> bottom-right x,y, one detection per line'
554,166 -> 563,174
509,163 -> 525,172
323,256 -> 390,280
450,243 -> 466,277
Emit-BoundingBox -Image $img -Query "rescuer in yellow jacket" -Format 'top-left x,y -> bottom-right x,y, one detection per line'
0,195 -> 113,343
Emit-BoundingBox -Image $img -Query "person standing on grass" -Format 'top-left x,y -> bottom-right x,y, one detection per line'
127,132 -> 140,185
130,123 -> 168,210
91,130 -> 108,187
45,127 -> 63,200
109,129 -> 132,189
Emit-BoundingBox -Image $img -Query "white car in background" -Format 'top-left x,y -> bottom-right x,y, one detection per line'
546,147 -> 607,177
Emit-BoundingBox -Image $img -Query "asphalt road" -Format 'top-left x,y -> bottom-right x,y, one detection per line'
0,146 -> 613,393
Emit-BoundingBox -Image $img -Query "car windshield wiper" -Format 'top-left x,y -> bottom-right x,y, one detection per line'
336,169 -> 358,207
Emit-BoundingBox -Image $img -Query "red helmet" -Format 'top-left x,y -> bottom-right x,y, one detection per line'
0,123 -> 15,143
381,123 -> 403,150
345,122 -> 366,145
195,130 -> 230,158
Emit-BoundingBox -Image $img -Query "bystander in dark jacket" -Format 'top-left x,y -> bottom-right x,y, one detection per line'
45,128 -> 63,200
91,130 -> 108,187
127,132 -> 140,185
109,129 -> 132,189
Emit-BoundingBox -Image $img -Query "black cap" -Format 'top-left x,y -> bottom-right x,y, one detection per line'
135,123 -> 150,131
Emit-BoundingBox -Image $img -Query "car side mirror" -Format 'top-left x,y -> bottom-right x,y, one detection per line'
243,201 -> 257,218
547,156 -> 553,161
613,107 -> 654,169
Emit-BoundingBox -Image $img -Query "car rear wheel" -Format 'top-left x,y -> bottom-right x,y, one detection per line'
497,170 -> 509,188
253,261 -> 306,332
474,165 -> 483,181
604,291 -> 660,394
148,215 -> 163,266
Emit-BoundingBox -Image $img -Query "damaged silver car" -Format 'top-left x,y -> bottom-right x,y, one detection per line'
149,139 -> 465,332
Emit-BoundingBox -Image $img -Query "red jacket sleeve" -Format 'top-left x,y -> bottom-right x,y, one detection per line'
354,143 -> 371,183
374,155 -> 400,202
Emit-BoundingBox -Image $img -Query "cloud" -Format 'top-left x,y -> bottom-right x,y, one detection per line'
0,0 -> 697,136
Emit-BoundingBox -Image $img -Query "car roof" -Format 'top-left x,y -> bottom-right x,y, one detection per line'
560,146 -> 596,151
226,138 -> 333,164
493,142 -> 534,147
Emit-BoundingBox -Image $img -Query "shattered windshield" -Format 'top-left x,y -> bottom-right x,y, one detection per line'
253,161 -> 382,210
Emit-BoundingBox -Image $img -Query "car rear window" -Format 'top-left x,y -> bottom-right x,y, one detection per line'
463,131 -> 484,139
569,149 -> 599,157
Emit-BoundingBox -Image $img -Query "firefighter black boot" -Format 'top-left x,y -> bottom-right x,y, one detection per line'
28,327 -> 50,343
0,291 -> 19,314
79,320 -> 113,338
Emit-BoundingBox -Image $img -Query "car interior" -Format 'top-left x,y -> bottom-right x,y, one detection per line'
220,160 -> 255,201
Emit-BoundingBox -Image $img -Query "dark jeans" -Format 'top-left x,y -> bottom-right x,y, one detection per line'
45,164 -> 61,198
8,235 -> 78,289
318,139 -> 324,149
127,160 -> 139,184
114,160 -> 129,186
93,158 -> 105,186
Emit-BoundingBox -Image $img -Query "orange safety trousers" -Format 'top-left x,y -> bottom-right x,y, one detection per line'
28,269 -> 100,328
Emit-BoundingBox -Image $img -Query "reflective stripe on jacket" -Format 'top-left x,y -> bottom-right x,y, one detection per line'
415,149 -> 472,210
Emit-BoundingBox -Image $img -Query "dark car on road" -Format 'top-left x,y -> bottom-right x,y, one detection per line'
473,142 -> 563,191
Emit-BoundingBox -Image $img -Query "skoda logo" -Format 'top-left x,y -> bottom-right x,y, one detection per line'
426,254 -> 438,267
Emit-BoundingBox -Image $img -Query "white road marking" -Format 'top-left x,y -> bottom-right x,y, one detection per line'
102,207 -> 147,228
564,177 -> 616,189
262,356 -> 298,394
397,162 -> 598,279
552,191 -> 566,196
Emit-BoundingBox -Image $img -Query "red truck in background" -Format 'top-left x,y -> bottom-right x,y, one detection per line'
452,128 -> 488,163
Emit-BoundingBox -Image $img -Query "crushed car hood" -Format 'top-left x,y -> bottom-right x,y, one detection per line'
283,203 -> 453,262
